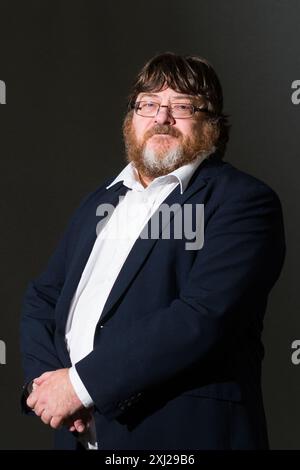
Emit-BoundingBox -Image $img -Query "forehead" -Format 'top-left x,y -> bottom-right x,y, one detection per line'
137,87 -> 196,101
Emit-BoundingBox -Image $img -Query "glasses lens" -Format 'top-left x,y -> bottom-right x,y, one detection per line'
136,101 -> 159,117
171,104 -> 194,118
135,101 -> 201,118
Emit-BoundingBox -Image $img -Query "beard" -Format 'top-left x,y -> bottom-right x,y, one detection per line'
122,112 -> 218,179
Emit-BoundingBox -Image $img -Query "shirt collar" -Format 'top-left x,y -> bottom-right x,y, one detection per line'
106,151 -> 213,194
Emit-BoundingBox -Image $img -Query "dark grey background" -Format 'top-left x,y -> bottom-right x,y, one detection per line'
0,0 -> 298,449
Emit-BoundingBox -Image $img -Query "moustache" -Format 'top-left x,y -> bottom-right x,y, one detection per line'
144,125 -> 182,141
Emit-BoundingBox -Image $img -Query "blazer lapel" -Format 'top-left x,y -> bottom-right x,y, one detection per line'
57,181 -> 131,332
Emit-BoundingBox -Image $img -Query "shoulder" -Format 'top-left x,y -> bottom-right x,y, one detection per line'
209,159 -> 282,207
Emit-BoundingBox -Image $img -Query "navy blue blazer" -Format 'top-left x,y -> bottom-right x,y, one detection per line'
20,153 -> 285,449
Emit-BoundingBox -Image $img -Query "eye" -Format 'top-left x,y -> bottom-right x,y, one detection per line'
140,101 -> 158,109
172,103 -> 192,111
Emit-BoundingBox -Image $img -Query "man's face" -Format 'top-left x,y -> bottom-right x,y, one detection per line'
124,87 -> 217,178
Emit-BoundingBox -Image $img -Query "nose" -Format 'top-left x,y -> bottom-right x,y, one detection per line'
154,105 -> 175,125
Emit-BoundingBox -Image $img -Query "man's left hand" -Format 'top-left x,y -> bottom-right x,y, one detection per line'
26,368 -> 84,429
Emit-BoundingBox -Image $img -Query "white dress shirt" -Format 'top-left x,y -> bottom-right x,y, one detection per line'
65,154 -> 208,448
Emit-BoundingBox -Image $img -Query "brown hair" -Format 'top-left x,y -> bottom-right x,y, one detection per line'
127,52 -> 230,157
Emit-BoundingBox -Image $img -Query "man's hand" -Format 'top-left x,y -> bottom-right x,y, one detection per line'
26,368 -> 84,429
31,381 -> 93,433
65,407 -> 94,433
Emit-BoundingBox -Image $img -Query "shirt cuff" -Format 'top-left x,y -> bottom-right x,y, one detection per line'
69,366 -> 94,408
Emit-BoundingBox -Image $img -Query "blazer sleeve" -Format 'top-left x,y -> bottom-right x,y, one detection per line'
74,182 -> 286,420
20,188 -> 99,390
20,224 -> 71,388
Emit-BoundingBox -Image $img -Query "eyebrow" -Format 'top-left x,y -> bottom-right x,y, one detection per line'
138,93 -> 196,101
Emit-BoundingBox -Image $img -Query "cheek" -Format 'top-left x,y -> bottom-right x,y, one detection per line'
132,120 -> 146,142
186,121 -> 203,141
176,123 -> 196,140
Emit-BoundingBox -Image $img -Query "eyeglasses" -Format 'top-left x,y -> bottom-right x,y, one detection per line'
133,100 -> 209,119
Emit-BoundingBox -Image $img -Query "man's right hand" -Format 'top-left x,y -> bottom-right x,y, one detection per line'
31,382 -> 93,433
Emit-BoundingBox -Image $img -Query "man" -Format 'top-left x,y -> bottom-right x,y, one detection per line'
21,52 -> 285,450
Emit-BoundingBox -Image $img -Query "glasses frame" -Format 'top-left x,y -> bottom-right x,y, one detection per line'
133,100 -> 210,119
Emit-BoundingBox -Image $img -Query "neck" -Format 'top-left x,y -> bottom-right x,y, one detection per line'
137,171 -> 154,188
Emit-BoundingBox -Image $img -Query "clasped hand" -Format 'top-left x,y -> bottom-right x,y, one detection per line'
26,368 -> 92,433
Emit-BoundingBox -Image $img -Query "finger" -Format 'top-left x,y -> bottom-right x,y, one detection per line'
26,392 -> 38,409
34,405 -> 45,417
50,416 -> 63,430
40,410 -> 52,425
73,419 -> 86,433
65,417 -> 86,433
34,371 -> 54,385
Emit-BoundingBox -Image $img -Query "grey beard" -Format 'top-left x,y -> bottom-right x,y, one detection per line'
142,145 -> 183,174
